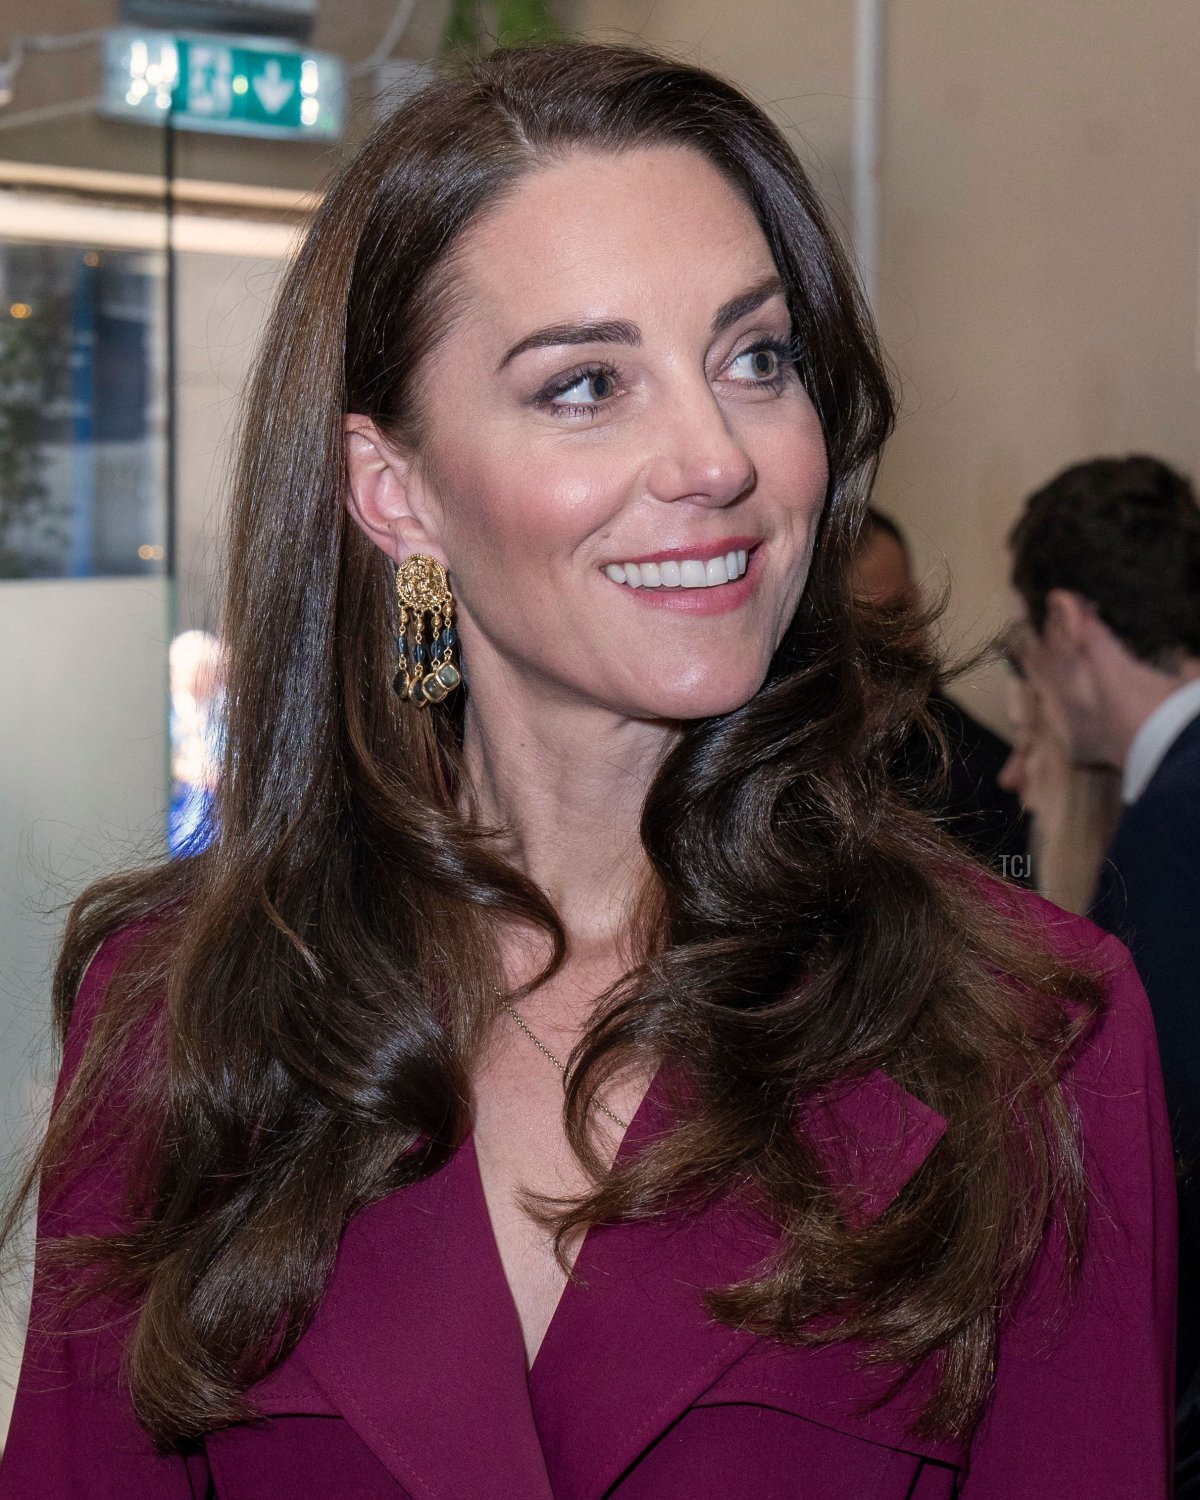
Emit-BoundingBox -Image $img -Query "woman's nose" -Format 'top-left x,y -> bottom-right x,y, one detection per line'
643,387 -> 756,509
997,749 -> 1026,802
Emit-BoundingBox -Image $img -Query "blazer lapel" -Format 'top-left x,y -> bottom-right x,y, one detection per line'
528,1066 -> 948,1500
257,1137 -> 555,1500
245,1066 -> 946,1500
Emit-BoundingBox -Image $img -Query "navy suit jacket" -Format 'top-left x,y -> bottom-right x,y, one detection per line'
1091,710 -> 1200,1403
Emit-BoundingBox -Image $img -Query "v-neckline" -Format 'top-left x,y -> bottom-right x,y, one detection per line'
464,1064 -> 664,1380
280,1061 -> 952,1500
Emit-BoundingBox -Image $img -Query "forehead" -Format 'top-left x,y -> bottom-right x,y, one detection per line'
449,145 -> 782,346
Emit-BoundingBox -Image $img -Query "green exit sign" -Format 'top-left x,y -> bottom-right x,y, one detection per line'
100,26 -> 344,140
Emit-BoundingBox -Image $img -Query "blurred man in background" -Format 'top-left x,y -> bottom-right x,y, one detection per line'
851,508 -> 1029,876
1008,454 -> 1200,1490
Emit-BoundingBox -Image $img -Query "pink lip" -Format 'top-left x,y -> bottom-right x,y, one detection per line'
602,535 -> 760,567
601,541 -> 765,616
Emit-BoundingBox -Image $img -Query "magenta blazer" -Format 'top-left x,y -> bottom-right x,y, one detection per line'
1,893 -> 1176,1498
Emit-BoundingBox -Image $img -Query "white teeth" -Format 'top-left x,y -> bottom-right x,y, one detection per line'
605,550 -> 752,589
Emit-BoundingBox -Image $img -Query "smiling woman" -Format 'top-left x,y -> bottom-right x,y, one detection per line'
0,41 -> 1174,1500
343,146 -> 828,721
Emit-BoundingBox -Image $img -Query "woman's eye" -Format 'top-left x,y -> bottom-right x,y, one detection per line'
728,344 -> 786,383
547,368 -> 618,408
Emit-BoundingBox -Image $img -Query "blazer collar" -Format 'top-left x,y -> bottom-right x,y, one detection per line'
255,1134 -> 556,1500
250,1066 -> 946,1500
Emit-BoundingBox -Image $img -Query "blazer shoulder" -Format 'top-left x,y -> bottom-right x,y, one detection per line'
973,870 -> 1119,966
1062,929 -> 1165,1101
63,923 -> 156,1058
1016,887 -> 1159,1070
968,876 -> 1159,1093
57,917 -> 167,1104
41,918 -> 170,1241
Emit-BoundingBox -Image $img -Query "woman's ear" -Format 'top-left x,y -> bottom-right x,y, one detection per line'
343,414 -> 443,564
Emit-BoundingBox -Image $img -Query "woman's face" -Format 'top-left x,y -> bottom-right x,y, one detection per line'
997,672 -> 1065,821
997,676 -> 1039,812
398,145 -> 830,722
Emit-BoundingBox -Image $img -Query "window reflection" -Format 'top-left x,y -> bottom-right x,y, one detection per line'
0,242 -> 164,579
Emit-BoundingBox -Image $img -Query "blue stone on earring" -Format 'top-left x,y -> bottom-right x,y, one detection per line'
393,554 -> 461,709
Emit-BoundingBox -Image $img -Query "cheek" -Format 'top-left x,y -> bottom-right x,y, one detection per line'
751,400 -> 830,529
753,409 -> 830,604
1025,748 -> 1056,808
434,436 -> 621,578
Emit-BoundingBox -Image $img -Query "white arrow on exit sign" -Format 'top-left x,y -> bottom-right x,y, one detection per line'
100,26 -> 345,140
253,58 -> 295,114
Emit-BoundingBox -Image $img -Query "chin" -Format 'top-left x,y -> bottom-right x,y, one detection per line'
626,661 -> 767,722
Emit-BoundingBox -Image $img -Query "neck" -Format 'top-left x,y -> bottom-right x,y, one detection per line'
1098,656 -> 1200,768
461,667 -> 677,961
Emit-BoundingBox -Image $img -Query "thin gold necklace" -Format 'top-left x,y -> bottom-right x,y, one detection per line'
499,999 -> 630,1132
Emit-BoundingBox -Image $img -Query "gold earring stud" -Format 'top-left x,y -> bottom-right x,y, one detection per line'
393,555 -> 462,707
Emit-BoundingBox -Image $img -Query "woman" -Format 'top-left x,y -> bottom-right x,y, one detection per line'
998,640 -> 1123,913
0,43 -> 1174,1498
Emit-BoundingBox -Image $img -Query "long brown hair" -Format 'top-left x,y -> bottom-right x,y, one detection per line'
9,41 -> 1101,1447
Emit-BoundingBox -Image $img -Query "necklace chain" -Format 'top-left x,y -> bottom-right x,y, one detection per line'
499,999 -> 630,1132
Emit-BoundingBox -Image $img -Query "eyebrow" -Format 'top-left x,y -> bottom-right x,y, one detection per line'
495,274 -> 787,372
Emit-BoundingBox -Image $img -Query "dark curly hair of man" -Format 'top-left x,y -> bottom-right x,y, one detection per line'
1009,454 -> 1200,669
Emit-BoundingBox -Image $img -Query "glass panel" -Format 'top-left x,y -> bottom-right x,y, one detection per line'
0,242 -> 165,580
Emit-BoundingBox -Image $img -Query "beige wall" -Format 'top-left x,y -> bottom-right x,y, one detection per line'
564,0 -> 857,236
876,0 -> 1200,728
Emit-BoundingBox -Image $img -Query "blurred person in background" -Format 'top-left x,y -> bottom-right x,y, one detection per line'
851,508 -> 1029,877
0,45 -> 1174,1500
167,630 -> 226,858
995,642 -> 1121,914
1009,453 -> 1200,1491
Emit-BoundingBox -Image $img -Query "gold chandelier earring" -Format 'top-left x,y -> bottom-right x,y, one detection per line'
393,554 -> 462,707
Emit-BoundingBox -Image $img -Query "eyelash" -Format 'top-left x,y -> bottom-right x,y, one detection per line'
535,337 -> 801,419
